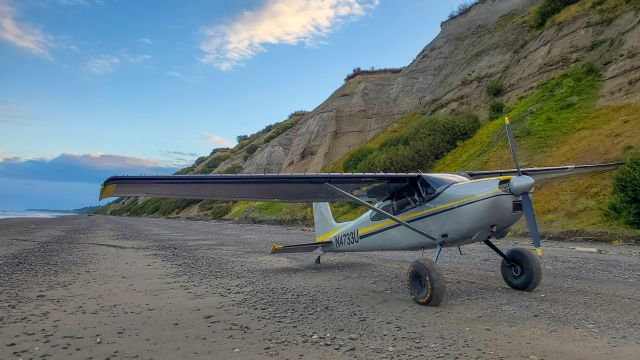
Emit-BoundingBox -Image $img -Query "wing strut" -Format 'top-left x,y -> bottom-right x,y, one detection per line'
325,183 -> 440,243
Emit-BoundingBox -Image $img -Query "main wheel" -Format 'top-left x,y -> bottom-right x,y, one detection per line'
500,248 -> 542,291
407,259 -> 446,306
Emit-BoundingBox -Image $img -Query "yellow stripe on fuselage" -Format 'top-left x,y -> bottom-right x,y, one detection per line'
314,184 -> 507,242
357,189 -> 502,236
315,227 -> 343,242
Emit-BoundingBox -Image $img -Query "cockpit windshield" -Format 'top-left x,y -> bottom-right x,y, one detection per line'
420,174 -> 469,193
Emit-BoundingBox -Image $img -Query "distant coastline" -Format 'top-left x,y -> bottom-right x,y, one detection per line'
0,206 -> 98,220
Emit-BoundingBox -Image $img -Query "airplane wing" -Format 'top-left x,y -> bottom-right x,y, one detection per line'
100,173 -> 422,202
464,162 -> 623,181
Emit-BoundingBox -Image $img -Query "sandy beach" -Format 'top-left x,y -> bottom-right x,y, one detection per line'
1,215 -> 639,359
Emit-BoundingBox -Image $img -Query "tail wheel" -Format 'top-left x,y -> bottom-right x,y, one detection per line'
407,259 -> 446,306
500,247 -> 542,291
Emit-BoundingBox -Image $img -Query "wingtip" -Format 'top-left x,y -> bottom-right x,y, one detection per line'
99,184 -> 117,200
504,116 -> 510,124
535,247 -> 543,256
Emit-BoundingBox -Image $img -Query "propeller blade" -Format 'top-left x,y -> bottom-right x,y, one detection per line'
504,117 -> 522,176
521,192 -> 542,256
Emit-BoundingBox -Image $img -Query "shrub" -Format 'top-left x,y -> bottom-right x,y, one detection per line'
344,67 -> 403,82
485,80 -> 505,97
488,100 -> 506,119
607,151 -> 640,228
343,147 -> 375,172
531,0 -> 579,29
263,118 -> 299,144
199,201 -> 234,219
288,110 -> 308,119
245,143 -> 259,155
345,112 -> 481,173
236,135 -> 249,142
193,152 -> 231,174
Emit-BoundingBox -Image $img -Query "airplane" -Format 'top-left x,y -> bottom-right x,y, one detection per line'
99,118 -> 622,306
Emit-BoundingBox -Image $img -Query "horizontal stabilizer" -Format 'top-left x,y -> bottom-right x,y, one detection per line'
271,241 -> 331,254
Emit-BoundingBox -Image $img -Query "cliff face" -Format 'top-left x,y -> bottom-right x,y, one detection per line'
102,0 -> 640,230
210,0 -> 640,174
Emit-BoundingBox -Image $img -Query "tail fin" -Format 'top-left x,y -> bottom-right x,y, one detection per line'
313,202 -> 340,241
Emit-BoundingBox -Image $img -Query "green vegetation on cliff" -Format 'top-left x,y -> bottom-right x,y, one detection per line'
342,112 -> 480,173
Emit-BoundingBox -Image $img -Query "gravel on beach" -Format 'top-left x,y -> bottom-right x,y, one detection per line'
1,215 -> 639,359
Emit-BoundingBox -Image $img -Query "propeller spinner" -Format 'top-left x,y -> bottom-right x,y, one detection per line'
504,117 -> 542,256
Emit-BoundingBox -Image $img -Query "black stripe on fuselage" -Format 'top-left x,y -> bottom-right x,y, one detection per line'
359,193 -> 512,239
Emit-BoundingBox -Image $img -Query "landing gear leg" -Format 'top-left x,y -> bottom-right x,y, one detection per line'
432,243 -> 443,263
314,252 -> 324,265
483,239 -> 542,291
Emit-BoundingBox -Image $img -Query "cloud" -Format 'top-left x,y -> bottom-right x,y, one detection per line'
164,70 -> 199,82
201,134 -> 233,147
86,54 -> 121,73
139,37 -> 153,45
159,150 -> 200,168
86,53 -> 151,74
199,0 -> 378,70
0,0 -> 53,59
0,153 -> 179,183
165,151 -> 199,157
0,151 -> 16,161
0,101 -> 33,124
56,0 -> 104,6
122,53 -> 152,63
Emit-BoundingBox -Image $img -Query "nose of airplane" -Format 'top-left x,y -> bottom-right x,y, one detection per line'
508,175 -> 535,196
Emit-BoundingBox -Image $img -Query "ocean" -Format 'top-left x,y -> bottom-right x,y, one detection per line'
0,210 -> 76,220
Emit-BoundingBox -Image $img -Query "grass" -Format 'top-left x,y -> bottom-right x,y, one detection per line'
224,202 -> 312,225
435,62 -> 602,172
530,103 -> 640,232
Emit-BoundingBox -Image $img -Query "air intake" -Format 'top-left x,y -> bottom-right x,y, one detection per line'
512,200 -> 523,212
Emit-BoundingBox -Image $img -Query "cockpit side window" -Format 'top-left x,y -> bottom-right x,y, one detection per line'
370,186 -> 420,221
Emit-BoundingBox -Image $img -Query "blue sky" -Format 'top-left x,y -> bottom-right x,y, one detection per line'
0,0 -> 468,210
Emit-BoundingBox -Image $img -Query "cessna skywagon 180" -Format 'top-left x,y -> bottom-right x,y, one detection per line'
100,119 -> 621,306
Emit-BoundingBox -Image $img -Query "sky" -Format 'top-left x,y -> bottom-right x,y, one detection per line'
0,0 -> 469,210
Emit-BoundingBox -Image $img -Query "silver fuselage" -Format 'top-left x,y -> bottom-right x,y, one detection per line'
320,178 -> 522,252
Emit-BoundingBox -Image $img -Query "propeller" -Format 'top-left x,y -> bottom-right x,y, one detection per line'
504,117 -> 542,256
